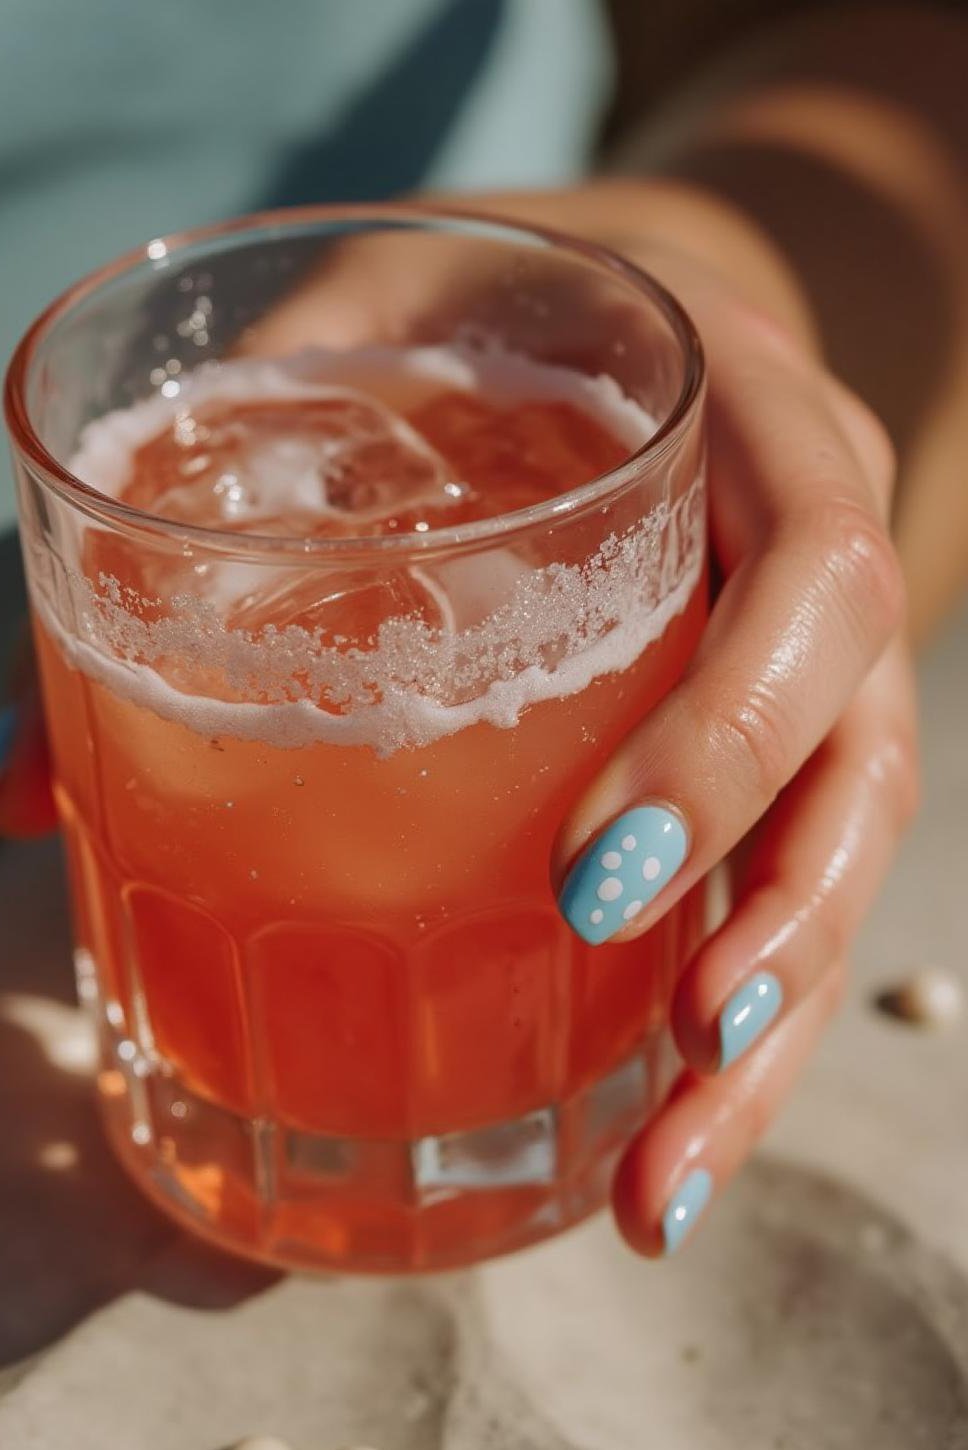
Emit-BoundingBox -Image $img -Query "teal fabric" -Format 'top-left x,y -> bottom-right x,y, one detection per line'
0,0 -> 613,528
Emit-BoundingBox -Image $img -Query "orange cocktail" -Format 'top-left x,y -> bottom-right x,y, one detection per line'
7,209 -> 706,1270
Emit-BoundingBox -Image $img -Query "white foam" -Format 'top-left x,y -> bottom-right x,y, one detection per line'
33,346 -> 704,755
32,488 -> 704,754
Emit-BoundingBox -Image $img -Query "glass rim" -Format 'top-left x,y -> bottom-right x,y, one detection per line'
4,201 -> 705,563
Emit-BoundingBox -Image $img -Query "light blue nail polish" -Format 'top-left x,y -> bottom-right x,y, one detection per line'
0,704 -> 16,770
662,1167 -> 712,1255
718,971 -> 783,1070
557,805 -> 688,945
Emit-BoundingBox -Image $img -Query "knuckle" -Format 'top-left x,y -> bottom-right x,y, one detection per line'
874,725 -> 922,832
745,1092 -> 773,1145
828,381 -> 897,505
711,683 -> 795,806
810,500 -> 906,645
813,901 -> 853,968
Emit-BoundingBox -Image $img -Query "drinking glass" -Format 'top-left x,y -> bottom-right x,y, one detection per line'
5,207 -> 706,1271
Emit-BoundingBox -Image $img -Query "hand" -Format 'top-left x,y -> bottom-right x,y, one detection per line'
243,180 -> 918,1253
2,183 -> 918,1262
468,184 -> 917,1255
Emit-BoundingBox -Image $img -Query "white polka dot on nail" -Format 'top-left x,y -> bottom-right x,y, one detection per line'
597,877 -> 623,902
590,908 -> 604,925
621,834 -> 637,851
601,850 -> 623,870
623,899 -> 643,921
642,856 -> 661,882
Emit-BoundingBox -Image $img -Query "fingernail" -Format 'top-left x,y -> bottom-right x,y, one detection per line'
718,970 -> 783,1070
662,1167 -> 712,1255
0,704 -> 17,770
557,804 -> 688,945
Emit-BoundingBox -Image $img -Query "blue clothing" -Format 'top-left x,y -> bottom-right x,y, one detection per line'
0,0 -> 613,527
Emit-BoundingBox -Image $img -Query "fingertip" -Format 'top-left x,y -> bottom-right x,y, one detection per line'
671,943 -> 730,1074
659,1167 -> 713,1255
612,1135 -> 714,1258
555,802 -> 691,946
612,1134 -> 664,1258
671,896 -> 788,1075
673,964 -> 788,1080
717,971 -> 784,1070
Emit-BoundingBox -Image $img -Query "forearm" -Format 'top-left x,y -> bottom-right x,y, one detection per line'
607,3 -> 968,643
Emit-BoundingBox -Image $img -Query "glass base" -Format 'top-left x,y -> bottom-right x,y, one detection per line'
80,950 -> 676,1273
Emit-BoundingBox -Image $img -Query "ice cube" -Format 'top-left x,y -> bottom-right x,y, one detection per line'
407,390 -> 628,515
226,564 -> 450,644
120,389 -> 464,535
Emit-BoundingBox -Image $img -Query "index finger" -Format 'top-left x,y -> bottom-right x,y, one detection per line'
554,309 -> 903,945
